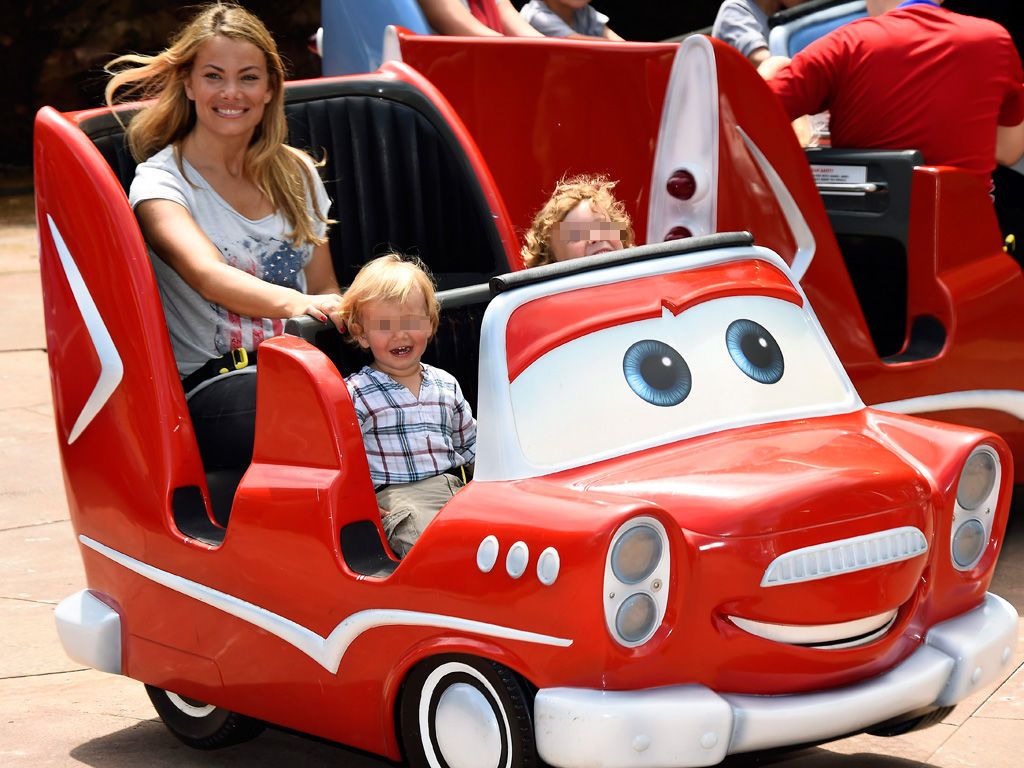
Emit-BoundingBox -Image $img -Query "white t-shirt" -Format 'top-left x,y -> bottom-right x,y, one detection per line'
712,0 -> 770,59
129,146 -> 331,376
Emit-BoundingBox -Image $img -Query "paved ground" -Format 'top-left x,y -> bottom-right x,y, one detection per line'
0,192 -> 1021,767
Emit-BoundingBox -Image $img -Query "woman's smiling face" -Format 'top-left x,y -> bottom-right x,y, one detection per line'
184,35 -> 273,141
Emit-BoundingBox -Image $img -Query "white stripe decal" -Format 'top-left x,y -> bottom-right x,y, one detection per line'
80,535 -> 572,674
47,215 -> 124,444
735,127 -> 817,281
872,390 -> 1024,422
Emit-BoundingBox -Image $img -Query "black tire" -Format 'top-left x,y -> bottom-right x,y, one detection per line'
399,655 -> 540,768
145,684 -> 265,750
867,705 -> 955,737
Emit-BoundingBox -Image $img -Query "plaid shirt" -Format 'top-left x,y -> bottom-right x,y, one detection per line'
347,364 -> 476,488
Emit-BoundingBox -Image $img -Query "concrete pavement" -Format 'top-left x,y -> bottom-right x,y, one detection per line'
1,192 -> 1021,767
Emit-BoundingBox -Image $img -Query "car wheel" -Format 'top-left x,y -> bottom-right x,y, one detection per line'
145,684 -> 265,749
868,705 -> 955,737
400,655 -> 541,768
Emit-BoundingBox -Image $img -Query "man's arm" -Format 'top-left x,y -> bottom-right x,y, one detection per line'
996,121 -> 1024,167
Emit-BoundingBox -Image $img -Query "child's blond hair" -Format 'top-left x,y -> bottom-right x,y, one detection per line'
340,253 -> 441,343
521,174 -> 635,268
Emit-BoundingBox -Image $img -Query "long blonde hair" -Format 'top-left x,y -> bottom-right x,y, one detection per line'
521,174 -> 634,268
105,2 -> 330,247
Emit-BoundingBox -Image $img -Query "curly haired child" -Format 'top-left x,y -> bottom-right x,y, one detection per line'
521,174 -> 635,268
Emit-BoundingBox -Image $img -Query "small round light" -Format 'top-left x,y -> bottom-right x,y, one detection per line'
476,536 -> 499,573
957,450 -> 997,511
666,169 -> 698,201
537,547 -> 560,586
615,593 -> 657,643
506,541 -> 529,579
665,226 -> 693,241
611,525 -> 662,584
952,519 -> 986,569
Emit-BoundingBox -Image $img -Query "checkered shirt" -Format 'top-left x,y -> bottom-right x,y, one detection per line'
346,364 -> 477,488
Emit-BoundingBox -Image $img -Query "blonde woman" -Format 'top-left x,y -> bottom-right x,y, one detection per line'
106,2 -> 343,471
521,174 -> 634,268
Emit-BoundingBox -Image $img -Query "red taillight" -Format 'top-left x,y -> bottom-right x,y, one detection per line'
665,226 -> 693,241
666,169 -> 697,201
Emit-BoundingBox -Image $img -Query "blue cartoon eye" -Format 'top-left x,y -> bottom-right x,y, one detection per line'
623,340 -> 692,407
726,319 -> 784,384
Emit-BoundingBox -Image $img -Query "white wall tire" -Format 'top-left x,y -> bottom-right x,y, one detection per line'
400,655 -> 540,768
145,684 -> 264,750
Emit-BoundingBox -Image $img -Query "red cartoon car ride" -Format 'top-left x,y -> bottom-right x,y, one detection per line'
36,29 -> 1019,768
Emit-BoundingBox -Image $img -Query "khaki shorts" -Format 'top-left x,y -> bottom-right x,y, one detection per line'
376,473 -> 464,558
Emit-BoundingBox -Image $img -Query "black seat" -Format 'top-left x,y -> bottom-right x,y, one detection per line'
806,147 -> 923,359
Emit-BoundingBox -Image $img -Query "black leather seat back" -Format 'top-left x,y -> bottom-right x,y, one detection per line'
284,79 -> 508,291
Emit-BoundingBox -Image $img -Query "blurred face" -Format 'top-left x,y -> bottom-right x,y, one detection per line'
354,287 -> 433,381
184,35 -> 273,142
550,200 -> 626,263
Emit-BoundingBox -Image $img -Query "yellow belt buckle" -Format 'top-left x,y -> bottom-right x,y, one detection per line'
218,348 -> 249,375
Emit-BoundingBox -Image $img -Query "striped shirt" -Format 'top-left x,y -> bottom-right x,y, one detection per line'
347,364 -> 476,487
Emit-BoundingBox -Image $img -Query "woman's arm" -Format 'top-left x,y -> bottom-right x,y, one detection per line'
417,0 -> 502,36
136,199 -> 342,322
495,0 -> 543,37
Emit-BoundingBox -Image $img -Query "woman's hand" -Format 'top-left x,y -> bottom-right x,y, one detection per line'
291,292 -> 344,329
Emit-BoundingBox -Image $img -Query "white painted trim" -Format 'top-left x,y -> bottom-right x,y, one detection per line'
872,390 -> 1024,422
79,535 -> 572,674
735,127 -> 817,281
646,35 -> 719,244
46,215 -> 124,444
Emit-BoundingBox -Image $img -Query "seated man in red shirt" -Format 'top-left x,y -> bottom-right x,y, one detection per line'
764,0 -> 1024,186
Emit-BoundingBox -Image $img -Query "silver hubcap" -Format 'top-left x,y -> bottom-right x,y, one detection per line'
434,682 -> 502,768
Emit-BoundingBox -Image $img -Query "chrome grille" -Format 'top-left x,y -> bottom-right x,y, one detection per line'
762,526 -> 928,587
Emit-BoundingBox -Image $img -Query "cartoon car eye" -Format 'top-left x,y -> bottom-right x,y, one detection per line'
509,295 -> 857,471
726,319 -> 784,384
622,339 -> 692,407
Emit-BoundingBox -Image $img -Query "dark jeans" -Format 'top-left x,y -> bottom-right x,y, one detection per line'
187,372 -> 257,472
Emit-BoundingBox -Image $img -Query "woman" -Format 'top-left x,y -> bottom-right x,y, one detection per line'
106,2 -> 343,471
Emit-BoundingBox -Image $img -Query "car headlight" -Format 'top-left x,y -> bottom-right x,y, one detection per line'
951,519 -> 986,569
615,593 -> 658,643
610,524 -> 662,584
604,517 -> 670,647
957,450 -> 997,511
951,445 -> 1000,571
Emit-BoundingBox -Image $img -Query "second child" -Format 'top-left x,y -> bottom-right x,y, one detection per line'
340,254 -> 476,558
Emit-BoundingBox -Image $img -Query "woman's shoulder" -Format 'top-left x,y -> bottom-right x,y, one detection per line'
129,145 -> 190,209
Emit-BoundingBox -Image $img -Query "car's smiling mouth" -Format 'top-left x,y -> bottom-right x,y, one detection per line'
728,609 -> 898,649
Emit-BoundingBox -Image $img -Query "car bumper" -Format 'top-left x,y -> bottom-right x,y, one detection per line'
534,592 -> 1018,768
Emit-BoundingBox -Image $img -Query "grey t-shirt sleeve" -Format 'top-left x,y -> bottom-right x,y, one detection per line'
129,152 -> 190,211
520,1 -> 608,38
712,0 -> 769,58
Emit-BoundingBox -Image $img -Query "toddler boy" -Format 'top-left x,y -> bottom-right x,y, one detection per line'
340,253 -> 476,558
